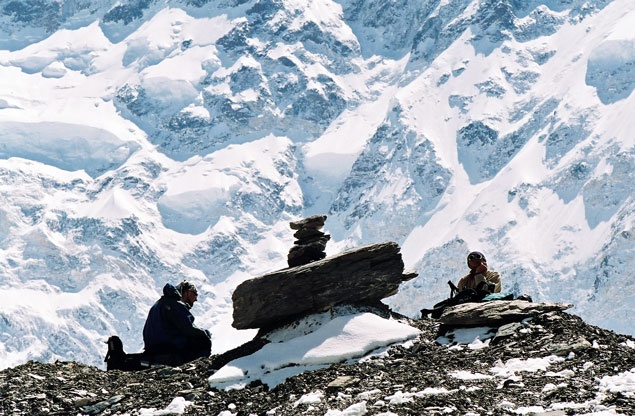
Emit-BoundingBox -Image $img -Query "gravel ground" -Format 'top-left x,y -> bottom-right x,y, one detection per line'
2,310 -> 635,416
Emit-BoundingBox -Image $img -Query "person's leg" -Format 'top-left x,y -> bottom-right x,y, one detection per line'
181,337 -> 212,363
145,344 -> 184,366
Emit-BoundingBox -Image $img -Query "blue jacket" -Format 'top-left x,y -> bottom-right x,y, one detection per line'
143,283 -> 209,352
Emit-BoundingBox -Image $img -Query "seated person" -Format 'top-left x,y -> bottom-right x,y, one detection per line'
457,251 -> 501,294
142,280 -> 212,366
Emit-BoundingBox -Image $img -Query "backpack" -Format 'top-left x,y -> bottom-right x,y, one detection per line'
430,288 -> 487,318
481,292 -> 514,302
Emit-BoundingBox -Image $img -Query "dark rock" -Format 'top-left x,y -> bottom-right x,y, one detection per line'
326,376 -> 359,392
491,321 -> 523,344
287,242 -> 328,267
293,227 -> 326,240
293,234 -> 330,246
289,214 -> 327,230
287,215 -> 331,267
233,241 -> 417,329
547,337 -> 593,356
209,338 -> 269,371
80,394 -> 125,415
439,300 -> 573,326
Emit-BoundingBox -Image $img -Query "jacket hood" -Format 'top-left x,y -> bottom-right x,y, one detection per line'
162,283 -> 182,300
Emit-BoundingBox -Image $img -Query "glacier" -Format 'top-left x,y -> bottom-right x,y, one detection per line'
0,0 -> 634,370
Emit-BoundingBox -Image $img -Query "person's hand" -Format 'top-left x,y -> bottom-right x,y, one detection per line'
475,260 -> 488,274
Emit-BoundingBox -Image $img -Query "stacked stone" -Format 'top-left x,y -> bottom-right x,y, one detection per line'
287,214 -> 331,268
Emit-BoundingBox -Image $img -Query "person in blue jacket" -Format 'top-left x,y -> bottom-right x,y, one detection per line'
142,281 -> 212,365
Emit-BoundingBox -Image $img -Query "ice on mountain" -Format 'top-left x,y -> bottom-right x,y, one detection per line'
339,0 -> 431,59
550,159 -> 594,204
513,5 -> 565,42
183,231 -> 248,283
475,79 -> 507,97
448,94 -> 473,113
582,150 -> 635,229
156,135 -> 301,234
41,62 -> 67,78
501,67 -> 540,95
457,121 -> 499,184
330,110 -> 450,242
586,11 -> 635,105
409,1 -> 473,67
0,22 -> 112,75
0,122 -> 139,178
122,1 -> 360,158
543,115 -> 594,167
458,97 -> 561,183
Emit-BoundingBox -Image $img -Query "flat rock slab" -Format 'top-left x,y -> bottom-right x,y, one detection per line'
232,241 -> 416,330
290,215 -> 327,230
439,300 -> 573,326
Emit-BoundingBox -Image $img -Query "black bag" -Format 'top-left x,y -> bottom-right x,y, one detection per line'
421,281 -> 490,319
104,336 -> 149,371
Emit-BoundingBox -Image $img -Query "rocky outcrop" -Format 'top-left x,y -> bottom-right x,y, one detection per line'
287,215 -> 331,267
232,241 -> 417,329
438,300 -> 574,326
2,311 -> 635,416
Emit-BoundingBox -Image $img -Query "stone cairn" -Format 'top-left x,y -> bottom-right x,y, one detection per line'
287,214 -> 331,268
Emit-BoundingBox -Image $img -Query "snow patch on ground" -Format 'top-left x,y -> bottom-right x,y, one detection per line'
208,312 -> 420,390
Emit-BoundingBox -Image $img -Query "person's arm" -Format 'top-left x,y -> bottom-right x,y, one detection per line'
471,260 -> 496,292
486,271 -> 502,293
472,274 -> 486,287
457,275 -> 468,291
163,302 -> 209,339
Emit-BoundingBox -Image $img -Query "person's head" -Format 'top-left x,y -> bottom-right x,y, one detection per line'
177,280 -> 198,308
466,251 -> 486,270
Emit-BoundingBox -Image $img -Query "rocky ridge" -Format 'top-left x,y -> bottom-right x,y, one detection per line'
2,307 -> 635,416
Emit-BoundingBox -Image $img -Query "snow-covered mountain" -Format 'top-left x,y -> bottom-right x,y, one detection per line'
0,0 -> 634,370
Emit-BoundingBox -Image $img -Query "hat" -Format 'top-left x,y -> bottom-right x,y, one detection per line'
467,251 -> 486,263
176,280 -> 198,295
467,251 -> 485,260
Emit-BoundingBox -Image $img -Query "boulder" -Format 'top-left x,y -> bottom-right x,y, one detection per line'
232,241 -> 417,330
438,300 -> 573,326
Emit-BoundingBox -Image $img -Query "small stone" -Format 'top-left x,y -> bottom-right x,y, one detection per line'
326,376 -> 360,392
74,397 -> 92,407
80,395 -> 125,415
491,322 -> 523,344
548,337 -> 593,356
157,366 -> 182,377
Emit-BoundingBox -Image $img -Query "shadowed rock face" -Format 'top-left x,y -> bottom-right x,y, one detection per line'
232,241 -> 417,330
2,309 -> 635,416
